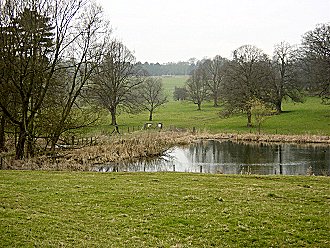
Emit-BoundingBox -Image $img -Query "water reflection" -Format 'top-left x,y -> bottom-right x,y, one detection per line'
94,140 -> 330,176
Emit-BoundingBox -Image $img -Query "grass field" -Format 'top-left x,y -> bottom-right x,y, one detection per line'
1,171 -> 329,247
95,96 -> 329,136
87,76 -> 329,136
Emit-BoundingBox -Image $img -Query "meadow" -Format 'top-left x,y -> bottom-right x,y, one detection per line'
92,76 -> 329,136
1,171 -> 329,247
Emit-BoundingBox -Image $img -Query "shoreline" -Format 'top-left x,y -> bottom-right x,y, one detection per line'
194,132 -> 330,145
1,131 -> 329,171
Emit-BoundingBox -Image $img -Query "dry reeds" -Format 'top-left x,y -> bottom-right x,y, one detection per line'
3,131 -> 196,171
2,130 -> 329,171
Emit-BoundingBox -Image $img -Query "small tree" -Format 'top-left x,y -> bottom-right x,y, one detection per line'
173,86 -> 188,101
250,99 -> 274,134
138,77 -> 168,121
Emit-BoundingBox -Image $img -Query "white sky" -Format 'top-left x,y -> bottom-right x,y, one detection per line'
97,0 -> 330,63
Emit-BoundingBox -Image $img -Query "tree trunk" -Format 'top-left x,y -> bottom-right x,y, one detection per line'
50,133 -> 61,153
275,100 -> 282,114
110,107 -> 120,134
27,136 -> 35,158
110,108 -> 117,126
213,98 -> 219,107
197,102 -> 201,111
149,110 -> 153,121
246,109 -> 252,128
0,114 -> 6,152
16,128 -> 26,159
213,93 -> 219,107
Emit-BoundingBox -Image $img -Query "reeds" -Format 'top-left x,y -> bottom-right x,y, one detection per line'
2,130 -> 329,171
3,131 -> 196,171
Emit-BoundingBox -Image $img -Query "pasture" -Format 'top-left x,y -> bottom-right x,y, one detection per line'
92,76 -> 330,136
1,171 -> 329,247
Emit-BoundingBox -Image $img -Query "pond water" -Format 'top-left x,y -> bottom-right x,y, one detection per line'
94,140 -> 330,176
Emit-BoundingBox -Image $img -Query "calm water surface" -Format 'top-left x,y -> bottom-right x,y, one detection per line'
94,140 -> 330,176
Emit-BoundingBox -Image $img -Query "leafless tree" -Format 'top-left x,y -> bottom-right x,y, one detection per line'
270,42 -> 304,113
46,3 -> 108,151
91,40 -> 146,133
186,62 -> 210,110
203,56 -> 227,107
300,23 -> 330,103
137,77 -> 167,121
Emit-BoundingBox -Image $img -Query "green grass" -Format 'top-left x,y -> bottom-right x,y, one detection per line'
103,97 -> 329,136
82,76 -> 329,136
161,75 -> 188,98
1,171 -> 329,247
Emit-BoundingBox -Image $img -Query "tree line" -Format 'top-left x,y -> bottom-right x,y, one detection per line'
138,60 -> 196,76
0,0 -> 167,158
178,24 -> 329,127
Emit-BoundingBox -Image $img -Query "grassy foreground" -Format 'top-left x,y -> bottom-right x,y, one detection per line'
1,171 -> 329,247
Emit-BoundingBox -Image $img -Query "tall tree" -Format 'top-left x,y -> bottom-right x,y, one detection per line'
186,64 -> 209,111
300,23 -> 330,103
222,45 -> 271,127
138,77 -> 167,121
92,40 -> 146,132
0,0 -> 92,159
46,3 -> 107,151
271,42 -> 304,113
203,56 -> 227,107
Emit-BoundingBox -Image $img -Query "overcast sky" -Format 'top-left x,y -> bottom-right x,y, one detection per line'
97,0 -> 329,63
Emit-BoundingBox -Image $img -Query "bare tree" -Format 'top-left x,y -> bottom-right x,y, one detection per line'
222,45 -> 271,127
300,23 -> 330,103
46,3 -> 108,151
138,77 -> 167,121
92,40 -> 146,133
186,63 -> 209,110
271,42 -> 304,113
203,56 -> 227,107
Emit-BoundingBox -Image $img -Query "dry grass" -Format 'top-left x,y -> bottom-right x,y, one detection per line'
1,130 -> 329,171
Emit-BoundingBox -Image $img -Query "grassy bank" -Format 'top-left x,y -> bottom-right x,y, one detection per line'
1,171 -> 329,247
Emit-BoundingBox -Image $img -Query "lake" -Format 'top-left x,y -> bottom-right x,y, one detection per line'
94,140 -> 330,176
